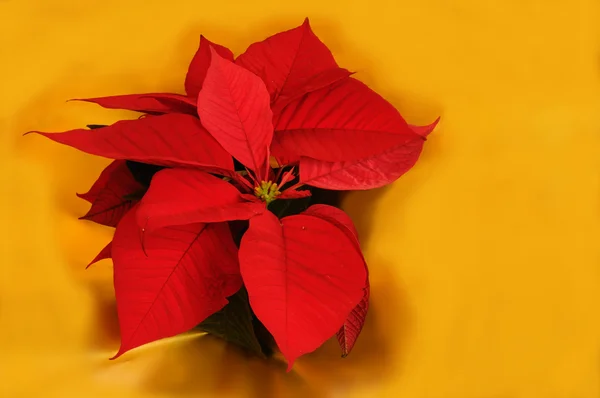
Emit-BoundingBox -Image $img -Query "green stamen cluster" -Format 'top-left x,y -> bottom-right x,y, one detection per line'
254,181 -> 281,204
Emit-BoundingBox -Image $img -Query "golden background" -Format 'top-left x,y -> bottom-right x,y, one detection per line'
1,0 -> 600,397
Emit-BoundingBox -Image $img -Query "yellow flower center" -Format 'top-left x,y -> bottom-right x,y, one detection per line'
254,181 -> 281,204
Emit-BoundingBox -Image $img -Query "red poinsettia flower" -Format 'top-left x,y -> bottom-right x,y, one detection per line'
29,18 -> 438,370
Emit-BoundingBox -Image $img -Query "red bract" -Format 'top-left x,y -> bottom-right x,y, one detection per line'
30,114 -> 234,170
72,93 -> 197,115
239,210 -> 366,370
137,168 -> 265,232
78,160 -> 143,227
30,18 -> 438,370
185,36 -> 234,97
197,47 -> 273,176
272,78 -> 423,164
303,205 -> 370,356
111,207 -> 242,358
236,18 -> 350,112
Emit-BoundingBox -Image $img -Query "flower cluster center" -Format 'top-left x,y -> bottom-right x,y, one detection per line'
254,181 -> 281,204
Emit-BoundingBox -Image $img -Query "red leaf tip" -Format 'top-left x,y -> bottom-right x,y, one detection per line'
411,117 -> 440,139
109,348 -> 124,360
286,359 -> 296,372
84,263 -> 94,270
65,98 -> 97,105
23,131 -> 40,137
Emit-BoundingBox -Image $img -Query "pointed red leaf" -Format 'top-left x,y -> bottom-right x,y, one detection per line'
337,281 -> 370,357
409,121 -> 438,138
185,35 -> 234,97
137,168 -> 265,232
80,161 -> 143,227
299,119 -> 439,190
236,18 -> 342,109
111,207 -> 242,359
272,78 -> 423,164
29,113 -> 234,170
74,93 -> 197,114
239,211 -> 366,370
277,189 -> 312,199
77,160 -> 126,203
197,48 -> 273,175
301,205 -> 369,356
86,241 -> 112,269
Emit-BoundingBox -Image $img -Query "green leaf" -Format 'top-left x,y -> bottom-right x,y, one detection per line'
197,287 -> 265,357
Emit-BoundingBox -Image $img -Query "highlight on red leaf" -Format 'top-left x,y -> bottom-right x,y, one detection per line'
137,168 -> 265,232
73,93 -> 197,115
270,67 -> 353,115
185,36 -> 234,97
111,207 -> 242,359
236,18 -> 342,110
302,204 -> 360,247
239,211 -> 366,370
299,119 -> 438,190
29,113 -> 234,170
86,241 -> 113,269
299,138 -> 424,190
79,161 -> 143,227
197,48 -> 273,176
272,78 -> 423,164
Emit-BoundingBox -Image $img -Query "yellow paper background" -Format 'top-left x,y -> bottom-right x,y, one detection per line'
1,1 -> 600,397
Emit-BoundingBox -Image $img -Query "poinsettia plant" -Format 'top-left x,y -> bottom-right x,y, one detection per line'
28,18 -> 438,370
